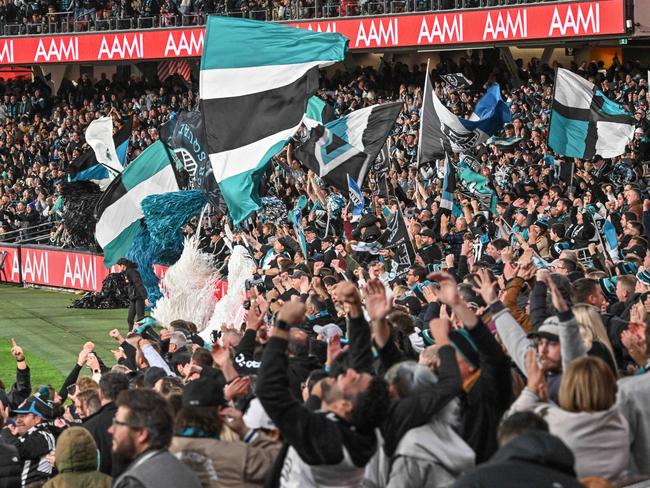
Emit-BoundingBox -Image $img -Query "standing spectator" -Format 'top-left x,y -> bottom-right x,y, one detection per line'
82,372 -> 130,476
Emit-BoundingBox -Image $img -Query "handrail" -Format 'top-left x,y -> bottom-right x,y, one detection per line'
0,220 -> 60,239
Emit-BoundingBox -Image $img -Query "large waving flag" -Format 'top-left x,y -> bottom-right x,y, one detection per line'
199,17 -> 347,224
420,75 -> 510,160
295,102 -> 401,191
440,153 -> 455,211
68,118 -> 132,189
549,68 -> 634,159
85,117 -> 125,174
304,95 -> 336,129
458,163 -> 497,214
94,141 -> 180,266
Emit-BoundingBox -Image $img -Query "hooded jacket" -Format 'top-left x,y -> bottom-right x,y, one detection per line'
508,388 -> 630,481
43,426 -> 112,488
387,400 -> 474,488
453,431 -> 584,488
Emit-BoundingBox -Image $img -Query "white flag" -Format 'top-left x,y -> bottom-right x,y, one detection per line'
85,117 -> 122,174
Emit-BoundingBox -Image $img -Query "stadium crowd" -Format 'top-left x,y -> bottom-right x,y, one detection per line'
0,0 -> 561,33
2,53 -> 650,488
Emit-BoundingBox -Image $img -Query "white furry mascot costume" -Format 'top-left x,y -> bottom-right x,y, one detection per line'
152,237 -> 218,331
199,244 -> 255,343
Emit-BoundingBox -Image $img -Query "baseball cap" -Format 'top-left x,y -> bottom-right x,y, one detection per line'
449,329 -> 480,369
419,228 -> 436,238
313,323 -> 344,341
528,316 -> 560,342
183,376 -> 226,408
13,390 -> 54,420
243,398 -> 276,431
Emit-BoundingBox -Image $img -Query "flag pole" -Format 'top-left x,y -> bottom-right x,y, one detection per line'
417,58 -> 431,169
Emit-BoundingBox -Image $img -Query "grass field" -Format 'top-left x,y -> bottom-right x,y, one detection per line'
0,284 -> 127,390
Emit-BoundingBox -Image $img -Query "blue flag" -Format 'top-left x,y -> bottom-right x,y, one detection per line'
347,174 -> 364,217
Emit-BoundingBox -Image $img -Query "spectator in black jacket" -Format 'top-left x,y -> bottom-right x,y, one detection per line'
257,295 -> 390,487
431,270 -> 514,463
116,258 -> 148,329
0,409 -> 20,488
81,371 -> 130,477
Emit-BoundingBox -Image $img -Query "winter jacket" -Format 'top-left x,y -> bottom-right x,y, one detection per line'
0,440 -> 20,488
459,320 -> 513,463
113,449 -> 202,488
453,431 -> 584,488
507,388 -> 630,481
257,336 -> 378,488
374,400 -> 475,488
124,268 -> 147,301
81,402 -> 124,477
1,422 -> 56,487
43,426 -> 111,488
617,372 -> 650,475
169,432 -> 281,487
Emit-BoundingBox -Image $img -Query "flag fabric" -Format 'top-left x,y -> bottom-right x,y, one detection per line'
158,59 -> 192,82
377,207 -> 415,279
304,96 -> 336,129
419,70 -> 447,162
85,117 -> 126,174
68,118 -> 132,189
458,164 -> 497,214
295,102 -> 401,191
199,16 -> 347,224
487,135 -> 523,151
170,110 -> 225,212
289,195 -> 308,258
421,80 -> 510,160
372,143 -> 390,174
351,207 -> 415,279
441,73 -> 472,89
94,141 -> 180,266
347,174 -> 364,218
591,211 -> 619,262
440,153 -> 455,211
549,68 -> 635,159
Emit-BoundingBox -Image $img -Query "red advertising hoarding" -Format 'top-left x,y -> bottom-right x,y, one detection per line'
0,0 -> 625,65
0,245 -> 228,299
0,245 -> 168,292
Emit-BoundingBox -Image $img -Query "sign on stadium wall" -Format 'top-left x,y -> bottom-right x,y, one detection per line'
0,245 -> 229,299
0,245 -> 168,292
0,0 -> 625,65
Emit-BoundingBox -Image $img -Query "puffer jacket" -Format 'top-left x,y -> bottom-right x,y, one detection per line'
43,426 -> 111,488
0,441 -> 21,488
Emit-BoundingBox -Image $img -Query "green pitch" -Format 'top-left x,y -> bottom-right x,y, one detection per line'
0,284 -> 127,391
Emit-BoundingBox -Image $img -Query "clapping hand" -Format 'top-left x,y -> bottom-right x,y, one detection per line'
364,279 -> 392,321
472,268 -> 498,305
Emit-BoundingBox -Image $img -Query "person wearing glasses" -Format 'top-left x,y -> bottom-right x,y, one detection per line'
110,389 -> 201,488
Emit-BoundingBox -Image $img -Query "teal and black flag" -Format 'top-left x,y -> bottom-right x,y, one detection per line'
94,141 -> 180,266
549,68 -> 635,159
199,17 -> 347,224
295,102 -> 401,191
68,118 -> 132,188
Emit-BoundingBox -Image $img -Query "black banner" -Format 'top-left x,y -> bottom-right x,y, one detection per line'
379,208 -> 416,278
170,111 -> 225,212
